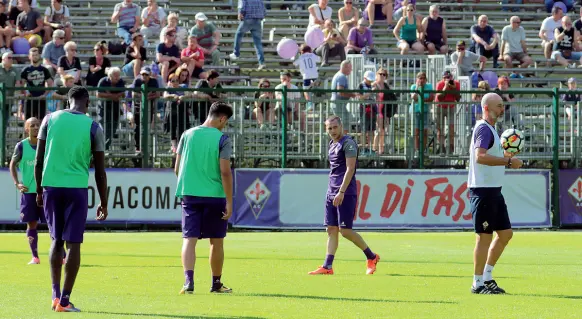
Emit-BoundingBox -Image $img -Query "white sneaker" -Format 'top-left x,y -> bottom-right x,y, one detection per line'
28,257 -> 40,264
229,53 -> 239,60
257,64 -> 266,70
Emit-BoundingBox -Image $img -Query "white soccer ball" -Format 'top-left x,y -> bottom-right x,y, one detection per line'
500,128 -> 525,154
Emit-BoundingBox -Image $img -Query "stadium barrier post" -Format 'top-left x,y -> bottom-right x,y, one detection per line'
0,83 -> 5,167
552,88 -> 561,227
418,86 -> 425,169
281,85 -> 287,168
141,84 -> 150,168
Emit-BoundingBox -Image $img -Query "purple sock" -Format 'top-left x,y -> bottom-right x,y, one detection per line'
26,229 -> 38,258
323,254 -> 334,269
52,284 -> 61,300
212,275 -> 221,288
184,270 -> 193,285
363,247 -> 376,260
60,290 -> 71,307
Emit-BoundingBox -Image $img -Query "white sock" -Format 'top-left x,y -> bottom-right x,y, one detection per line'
483,264 -> 494,282
473,275 -> 484,287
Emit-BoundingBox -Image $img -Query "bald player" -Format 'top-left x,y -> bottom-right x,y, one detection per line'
468,93 -> 523,294
35,86 -> 108,312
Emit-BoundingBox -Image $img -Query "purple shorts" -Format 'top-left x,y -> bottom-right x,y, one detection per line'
181,196 -> 228,239
43,187 -> 89,243
324,194 -> 357,229
20,193 -> 46,223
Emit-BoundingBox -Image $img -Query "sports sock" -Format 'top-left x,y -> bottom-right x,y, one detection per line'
483,264 -> 494,282
212,275 -> 222,289
184,270 -> 194,286
26,229 -> 38,258
363,247 -> 376,260
323,254 -> 334,269
60,290 -> 71,307
52,283 -> 61,300
473,275 -> 484,288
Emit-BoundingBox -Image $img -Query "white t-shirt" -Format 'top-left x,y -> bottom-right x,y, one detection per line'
141,7 -> 166,29
44,5 -> 70,23
308,4 -> 332,27
293,53 -> 321,80
540,17 -> 562,41
467,120 -> 505,188
10,0 -> 37,8
275,84 -> 301,110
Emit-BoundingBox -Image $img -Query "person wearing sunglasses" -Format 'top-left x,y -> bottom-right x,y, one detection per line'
393,4 -> 424,55
552,15 -> 582,68
338,0 -> 358,39
373,68 -> 397,155
163,73 -> 189,154
421,5 -> 449,55
86,42 -> 111,87
470,15 -> 500,69
253,78 -> 275,129
451,40 -> 486,76
156,30 -> 181,83
56,41 -> 81,85
500,16 -> 532,69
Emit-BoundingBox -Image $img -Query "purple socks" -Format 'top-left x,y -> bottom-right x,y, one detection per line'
323,254 -> 334,269
184,270 -> 194,285
363,247 -> 376,260
26,229 -> 38,258
60,290 -> 71,307
52,284 -> 60,300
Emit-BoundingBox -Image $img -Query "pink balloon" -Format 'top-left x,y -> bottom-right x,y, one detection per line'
277,38 -> 298,59
304,26 -> 325,49
12,37 -> 31,55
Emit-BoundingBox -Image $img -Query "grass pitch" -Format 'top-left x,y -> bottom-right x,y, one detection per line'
0,231 -> 581,319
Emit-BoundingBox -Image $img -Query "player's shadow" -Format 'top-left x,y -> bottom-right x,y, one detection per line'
511,293 -> 582,300
240,292 -> 456,304
84,311 -> 265,319
378,273 -> 515,279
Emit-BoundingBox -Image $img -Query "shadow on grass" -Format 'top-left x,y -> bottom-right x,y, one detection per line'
239,292 -> 456,304
82,264 -> 182,268
377,273 -> 515,279
84,311 -> 265,319
512,293 -> 582,300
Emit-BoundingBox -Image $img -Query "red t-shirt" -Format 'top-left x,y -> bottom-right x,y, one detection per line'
181,46 -> 205,62
435,80 -> 460,108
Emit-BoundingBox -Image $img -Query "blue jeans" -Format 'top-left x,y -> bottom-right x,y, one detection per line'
233,19 -> 265,64
117,26 -> 133,44
545,0 -> 573,12
501,0 -> 523,11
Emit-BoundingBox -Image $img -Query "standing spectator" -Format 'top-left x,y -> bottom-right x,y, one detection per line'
139,0 -> 166,46
97,67 -> 126,150
293,44 -> 320,111
253,78 -> 274,129
43,0 -> 71,43
274,71 -> 306,131
364,0 -> 393,28
111,0 -> 141,45
156,29 -> 180,83
545,0 -> 573,13
501,16 -> 532,69
562,77 -> 580,121
308,0 -> 332,28
470,15 -> 500,68
421,5 -> 448,55
122,32 -> 146,78
393,4 -> 424,55
434,70 -> 461,155
0,51 -> 22,114
358,71 -> 377,151
193,70 -> 225,123
0,2 -> 14,52
181,35 -> 207,80
15,0 -> 44,48
316,19 -> 346,67
346,18 -> 378,54
330,60 -> 357,132
230,0 -> 266,70
552,16 -> 582,68
337,0 -> 358,39
409,71 -> 433,155
471,80 -> 490,126
56,40 -> 81,85
373,67 -> 397,154
494,76 -> 520,133
41,29 -> 64,76
131,66 -> 159,152
163,73 -> 189,153
159,13 -> 187,49
501,0 -> 523,12
50,73 -> 74,111
450,40 -> 486,76
189,13 -> 221,66
20,47 -> 53,120
86,41 -> 111,87
539,6 -> 563,61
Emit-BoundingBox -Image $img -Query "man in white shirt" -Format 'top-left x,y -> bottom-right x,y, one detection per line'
539,6 -> 564,59
467,93 -> 523,295
501,16 -> 532,68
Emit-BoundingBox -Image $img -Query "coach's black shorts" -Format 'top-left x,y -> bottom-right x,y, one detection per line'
469,187 -> 511,234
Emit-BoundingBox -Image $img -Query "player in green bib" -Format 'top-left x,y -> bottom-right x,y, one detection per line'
175,101 -> 234,295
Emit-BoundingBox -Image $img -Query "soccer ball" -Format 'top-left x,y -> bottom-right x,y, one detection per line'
500,129 -> 524,153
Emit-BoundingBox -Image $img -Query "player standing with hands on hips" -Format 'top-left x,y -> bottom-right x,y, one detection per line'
468,93 -> 523,294
309,116 -> 380,275
175,101 -> 234,294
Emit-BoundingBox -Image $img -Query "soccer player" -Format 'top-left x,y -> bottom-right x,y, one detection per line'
468,92 -> 523,294
175,101 -> 234,294
309,115 -> 380,275
34,86 -> 108,312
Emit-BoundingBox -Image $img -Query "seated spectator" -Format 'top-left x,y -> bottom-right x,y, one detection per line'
181,36 -> 207,80
131,66 -> 159,151
539,6 -> 563,60
434,70 -> 461,155
163,73 -> 189,153
421,5 -> 448,55
316,19 -> 346,67
393,4 -> 424,55
337,0 -> 358,39
156,29 -> 180,83
97,67 -> 126,150
193,70 -> 225,123
189,13 -> 221,66
253,78 -> 275,129
86,41 -> 111,87
575,8 -> 582,43
160,13 -> 187,49
358,70 -> 377,151
409,71 -> 433,154
174,66 -> 190,86
275,71 -> 306,130
122,32 -> 146,78
552,16 -> 582,68
450,40 -> 486,76
470,15 -> 500,68
545,0 -> 572,13
501,0 -> 523,12
8,0 -> 38,25
57,40 -> 81,85
363,0 -> 393,28
43,0 -> 71,43
140,0 -> 166,46
501,16 -> 532,69
308,0 -> 332,28
562,77 -> 580,121
471,80 -> 490,126
20,47 -> 53,120
346,18 -> 378,54
14,0 -> 44,48
41,29 -> 64,76
111,0 -> 141,45
0,2 -> 14,53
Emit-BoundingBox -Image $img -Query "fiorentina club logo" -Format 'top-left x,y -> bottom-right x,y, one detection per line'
244,178 -> 271,219
567,176 -> 582,209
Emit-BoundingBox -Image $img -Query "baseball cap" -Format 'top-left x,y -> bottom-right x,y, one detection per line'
195,12 -> 208,21
364,70 -> 375,81
442,70 -> 452,77
568,77 -> 576,83
456,40 -> 466,47
140,66 -> 152,75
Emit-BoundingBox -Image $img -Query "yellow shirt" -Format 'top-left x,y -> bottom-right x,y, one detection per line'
323,28 -> 342,46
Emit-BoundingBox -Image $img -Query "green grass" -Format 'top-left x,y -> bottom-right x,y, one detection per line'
1,231 -> 582,319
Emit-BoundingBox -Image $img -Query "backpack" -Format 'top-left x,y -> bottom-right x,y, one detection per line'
48,5 -> 69,24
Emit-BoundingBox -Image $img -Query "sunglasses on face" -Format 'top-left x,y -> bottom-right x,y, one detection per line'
512,21 -> 521,24
458,47 -> 465,50
170,80 -> 178,83
261,84 -> 270,88
379,73 -> 387,77
407,9 -> 414,11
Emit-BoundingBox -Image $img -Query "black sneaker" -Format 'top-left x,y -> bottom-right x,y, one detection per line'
471,285 -> 492,294
179,283 -> 194,295
484,280 -> 506,294
210,283 -> 233,293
